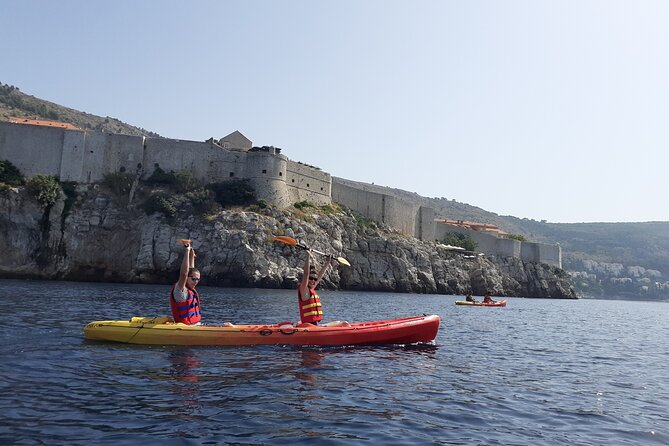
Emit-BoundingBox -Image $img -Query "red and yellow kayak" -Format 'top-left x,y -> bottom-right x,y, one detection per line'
455,300 -> 507,307
84,314 -> 440,346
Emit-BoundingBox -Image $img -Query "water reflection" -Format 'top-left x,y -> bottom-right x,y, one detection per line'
294,349 -> 324,391
166,348 -> 202,418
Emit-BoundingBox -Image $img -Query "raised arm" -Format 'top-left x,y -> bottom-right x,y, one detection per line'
176,243 -> 192,291
298,250 -> 313,300
189,246 -> 196,269
312,257 -> 335,289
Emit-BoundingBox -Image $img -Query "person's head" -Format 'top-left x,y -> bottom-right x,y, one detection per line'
307,265 -> 318,286
187,268 -> 201,288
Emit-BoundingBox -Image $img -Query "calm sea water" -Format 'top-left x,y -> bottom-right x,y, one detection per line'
1,279 -> 667,445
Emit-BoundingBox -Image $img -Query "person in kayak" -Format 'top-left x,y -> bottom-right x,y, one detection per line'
297,249 -> 349,327
170,241 -> 202,325
483,292 -> 497,304
465,293 -> 478,303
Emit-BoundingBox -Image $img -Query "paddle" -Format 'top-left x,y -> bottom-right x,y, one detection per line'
273,235 -> 351,266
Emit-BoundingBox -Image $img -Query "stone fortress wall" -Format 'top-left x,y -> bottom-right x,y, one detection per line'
332,177 -> 562,268
0,122 -> 331,207
0,120 -> 560,267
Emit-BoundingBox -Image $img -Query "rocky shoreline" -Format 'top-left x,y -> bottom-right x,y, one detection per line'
0,184 -> 576,298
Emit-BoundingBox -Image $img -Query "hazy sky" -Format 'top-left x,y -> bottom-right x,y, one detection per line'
2,1 -> 668,223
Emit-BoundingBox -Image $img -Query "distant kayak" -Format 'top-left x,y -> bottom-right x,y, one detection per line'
455,300 -> 507,307
84,314 -> 440,346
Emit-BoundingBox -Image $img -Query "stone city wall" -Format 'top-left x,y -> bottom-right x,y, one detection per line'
0,121 -> 561,267
331,179 -> 420,237
0,122 -> 330,208
435,222 -> 561,267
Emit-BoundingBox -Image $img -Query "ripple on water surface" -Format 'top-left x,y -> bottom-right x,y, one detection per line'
1,280 -> 668,445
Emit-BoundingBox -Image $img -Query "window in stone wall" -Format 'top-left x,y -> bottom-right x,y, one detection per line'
262,169 -> 267,174
307,183 -> 310,187
229,172 -> 234,177
279,172 -> 282,176
292,179 -> 295,183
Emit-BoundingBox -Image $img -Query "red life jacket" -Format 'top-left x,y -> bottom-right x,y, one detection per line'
170,283 -> 202,325
298,286 -> 323,324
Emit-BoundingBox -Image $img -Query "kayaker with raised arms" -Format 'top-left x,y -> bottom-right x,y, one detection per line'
170,240 -> 202,325
297,249 -> 331,325
297,249 -> 350,327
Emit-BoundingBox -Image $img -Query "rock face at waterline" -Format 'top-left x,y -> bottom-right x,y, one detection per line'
0,185 -> 576,298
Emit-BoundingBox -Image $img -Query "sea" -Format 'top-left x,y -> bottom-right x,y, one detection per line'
0,279 -> 667,445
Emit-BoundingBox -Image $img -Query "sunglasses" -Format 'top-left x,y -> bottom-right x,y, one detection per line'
189,276 -> 201,282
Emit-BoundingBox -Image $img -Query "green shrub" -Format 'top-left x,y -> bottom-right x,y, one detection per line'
26,174 -> 62,207
352,212 -> 376,230
103,172 -> 134,196
294,200 -> 314,210
443,232 -> 478,252
320,203 -> 342,215
143,193 -> 177,218
173,170 -> 201,193
209,179 -> 256,207
186,188 -> 218,215
145,166 -> 176,186
60,181 -> 78,222
0,159 -> 25,187
506,233 -> 528,242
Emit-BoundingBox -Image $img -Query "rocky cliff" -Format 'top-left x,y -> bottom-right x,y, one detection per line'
0,184 -> 576,298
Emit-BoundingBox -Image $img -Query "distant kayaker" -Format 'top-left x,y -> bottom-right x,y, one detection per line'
483,292 -> 496,304
170,240 -> 202,325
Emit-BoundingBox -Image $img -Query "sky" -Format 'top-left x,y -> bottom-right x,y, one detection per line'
1,0 -> 668,223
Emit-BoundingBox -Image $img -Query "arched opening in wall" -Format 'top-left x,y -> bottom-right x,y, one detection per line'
279,172 -> 282,176
291,179 -> 295,183
229,172 -> 234,177
307,183 -> 310,187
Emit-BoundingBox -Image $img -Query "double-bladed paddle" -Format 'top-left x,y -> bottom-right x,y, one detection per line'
272,235 -> 351,266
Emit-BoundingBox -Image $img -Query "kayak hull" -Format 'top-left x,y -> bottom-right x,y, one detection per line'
84,315 -> 440,346
455,300 -> 507,307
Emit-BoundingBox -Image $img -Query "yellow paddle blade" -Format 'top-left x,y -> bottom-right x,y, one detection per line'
272,235 -> 298,246
336,257 -> 351,267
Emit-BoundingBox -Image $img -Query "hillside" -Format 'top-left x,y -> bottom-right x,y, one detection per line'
335,178 -> 669,300
0,83 -> 160,138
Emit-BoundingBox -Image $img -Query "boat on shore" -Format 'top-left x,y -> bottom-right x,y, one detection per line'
84,314 -> 440,346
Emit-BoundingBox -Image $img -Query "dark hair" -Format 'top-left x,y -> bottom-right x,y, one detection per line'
188,268 -> 200,276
